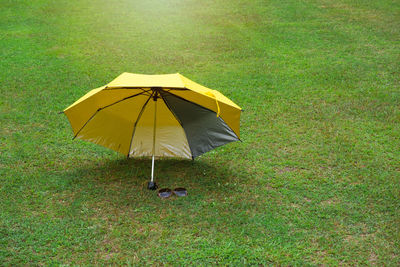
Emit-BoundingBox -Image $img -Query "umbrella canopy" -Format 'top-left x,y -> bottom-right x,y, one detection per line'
63,72 -> 242,160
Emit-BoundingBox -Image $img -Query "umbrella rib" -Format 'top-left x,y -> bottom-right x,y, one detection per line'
72,109 -> 99,140
103,87 -> 150,91
158,91 -> 195,159
126,90 -> 156,157
159,92 -> 184,126
100,89 -> 152,110
163,89 -> 183,93
104,87 -> 189,91
72,90 -> 151,140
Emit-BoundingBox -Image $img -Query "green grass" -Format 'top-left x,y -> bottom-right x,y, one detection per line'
1,0 -> 399,265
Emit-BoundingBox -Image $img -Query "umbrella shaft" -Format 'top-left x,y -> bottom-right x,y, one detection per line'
151,155 -> 155,182
152,96 -> 157,156
151,93 -> 157,182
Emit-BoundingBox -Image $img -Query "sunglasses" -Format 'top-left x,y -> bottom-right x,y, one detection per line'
158,187 -> 187,198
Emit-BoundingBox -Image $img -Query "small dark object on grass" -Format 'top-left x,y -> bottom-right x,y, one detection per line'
158,188 -> 172,198
158,188 -> 187,198
173,187 -> 187,197
147,181 -> 157,190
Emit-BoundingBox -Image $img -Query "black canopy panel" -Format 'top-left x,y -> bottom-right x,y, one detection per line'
160,90 -> 239,159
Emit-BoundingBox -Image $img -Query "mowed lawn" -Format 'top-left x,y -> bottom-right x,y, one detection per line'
1,0 -> 399,265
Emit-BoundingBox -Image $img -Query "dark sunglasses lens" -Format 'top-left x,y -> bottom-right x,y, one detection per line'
173,188 -> 187,197
158,188 -> 172,198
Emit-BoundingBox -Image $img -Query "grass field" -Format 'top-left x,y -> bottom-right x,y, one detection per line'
1,0 -> 399,265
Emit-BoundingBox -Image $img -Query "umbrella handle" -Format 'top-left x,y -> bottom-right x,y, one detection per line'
147,180 -> 157,190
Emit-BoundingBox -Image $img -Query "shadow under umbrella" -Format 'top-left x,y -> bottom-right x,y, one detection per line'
62,157 -> 234,204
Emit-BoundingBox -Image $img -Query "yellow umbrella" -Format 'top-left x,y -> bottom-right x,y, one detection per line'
62,72 -> 242,189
